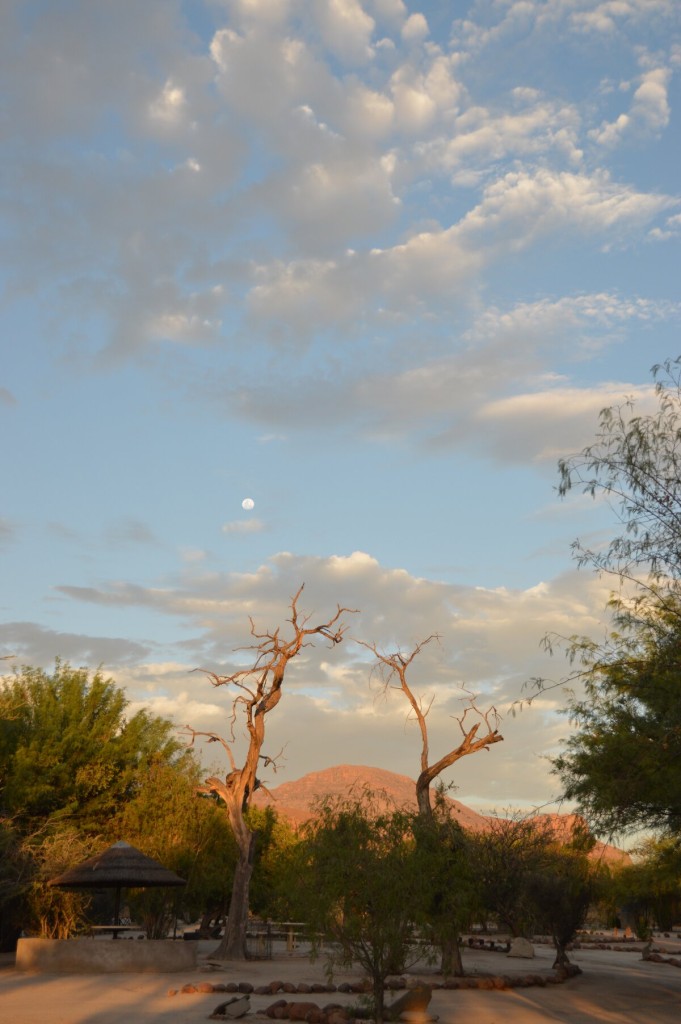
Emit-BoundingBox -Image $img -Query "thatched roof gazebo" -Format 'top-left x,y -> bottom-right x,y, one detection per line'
48,840 -> 186,935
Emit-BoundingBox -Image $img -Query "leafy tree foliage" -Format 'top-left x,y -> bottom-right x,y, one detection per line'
526,844 -> 596,968
0,662 -> 209,944
245,805 -> 298,921
0,661 -> 182,833
111,756 -> 237,938
609,837 -> 681,936
550,359 -> 681,840
472,814 -> 596,966
471,814 -> 558,938
552,605 -> 681,839
288,792 -> 431,1024
411,797 -> 476,977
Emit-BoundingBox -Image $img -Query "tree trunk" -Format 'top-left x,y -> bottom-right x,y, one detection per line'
415,775 -> 432,819
439,934 -> 463,977
373,973 -> 386,1024
552,937 -> 569,969
213,832 -> 256,959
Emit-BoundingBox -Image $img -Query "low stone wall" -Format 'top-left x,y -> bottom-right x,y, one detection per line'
15,937 -> 198,974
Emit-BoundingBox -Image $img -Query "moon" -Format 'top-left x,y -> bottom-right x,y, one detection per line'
241,497 -> 255,511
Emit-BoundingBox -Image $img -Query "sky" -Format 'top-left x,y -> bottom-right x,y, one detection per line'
2,0 -> 681,821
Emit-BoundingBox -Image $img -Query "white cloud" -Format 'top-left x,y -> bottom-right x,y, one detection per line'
401,12 -> 429,43
589,66 -> 672,146
313,0 -> 376,65
148,79 -> 187,125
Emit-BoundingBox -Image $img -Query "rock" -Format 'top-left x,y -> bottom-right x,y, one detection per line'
198,982 -> 216,993
288,1001 -> 320,1021
399,1014 -> 439,1023
265,999 -> 288,1017
269,981 -> 285,993
385,984 -> 432,1020
328,1012 -> 353,1024
210,995 -> 251,1019
238,982 -> 254,993
181,983 -> 198,994
167,988 -> 177,997
507,937 -> 535,959
297,983 -> 312,993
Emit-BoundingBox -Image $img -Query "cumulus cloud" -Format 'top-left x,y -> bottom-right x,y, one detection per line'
590,66 -> 672,146
313,0 -> 376,65
43,550 -> 613,807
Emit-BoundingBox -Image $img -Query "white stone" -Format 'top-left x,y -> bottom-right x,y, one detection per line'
507,936 -> 535,958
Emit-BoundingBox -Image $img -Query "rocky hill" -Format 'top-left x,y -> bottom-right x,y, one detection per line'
253,763 -> 629,865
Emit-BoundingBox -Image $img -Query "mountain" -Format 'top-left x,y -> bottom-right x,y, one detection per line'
254,763 -> 489,830
252,763 -> 629,865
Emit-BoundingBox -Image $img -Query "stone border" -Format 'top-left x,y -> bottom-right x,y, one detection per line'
167,965 -> 582,1005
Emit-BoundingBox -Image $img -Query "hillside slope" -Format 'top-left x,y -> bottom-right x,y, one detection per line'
253,763 -> 629,865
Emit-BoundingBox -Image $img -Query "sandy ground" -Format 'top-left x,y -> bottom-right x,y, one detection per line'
1,938 -> 680,1024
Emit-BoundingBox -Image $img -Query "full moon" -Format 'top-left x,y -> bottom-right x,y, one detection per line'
241,498 -> 255,511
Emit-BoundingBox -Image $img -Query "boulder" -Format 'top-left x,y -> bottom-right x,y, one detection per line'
507,937 -> 535,959
210,995 -> 251,1019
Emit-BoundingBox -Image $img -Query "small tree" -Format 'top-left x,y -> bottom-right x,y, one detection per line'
471,814 -> 557,938
410,796 -> 477,977
290,792 -> 430,1024
187,586 -> 354,959
526,842 -> 595,968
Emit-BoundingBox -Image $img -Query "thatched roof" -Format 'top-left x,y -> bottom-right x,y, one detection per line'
48,841 -> 187,889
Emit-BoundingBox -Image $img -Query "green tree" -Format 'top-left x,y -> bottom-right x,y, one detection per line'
526,841 -> 596,968
0,818 -> 32,950
411,799 -> 476,977
551,603 -> 681,838
610,838 -> 681,937
0,662 -> 192,943
471,814 -> 557,938
112,756 -> 237,938
289,792 -> 431,1024
0,661 -> 182,833
245,805 -> 298,920
548,359 -> 681,840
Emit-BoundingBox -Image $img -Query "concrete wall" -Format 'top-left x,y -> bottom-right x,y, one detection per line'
15,937 -> 198,974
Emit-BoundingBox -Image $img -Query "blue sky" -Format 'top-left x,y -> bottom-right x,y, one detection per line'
2,0 -> 681,818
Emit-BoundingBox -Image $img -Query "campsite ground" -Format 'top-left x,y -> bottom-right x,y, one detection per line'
1,936 -> 680,1024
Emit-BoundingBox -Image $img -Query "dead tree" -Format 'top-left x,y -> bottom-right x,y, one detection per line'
360,636 -> 504,817
186,585 -> 354,960
358,636 -> 504,976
